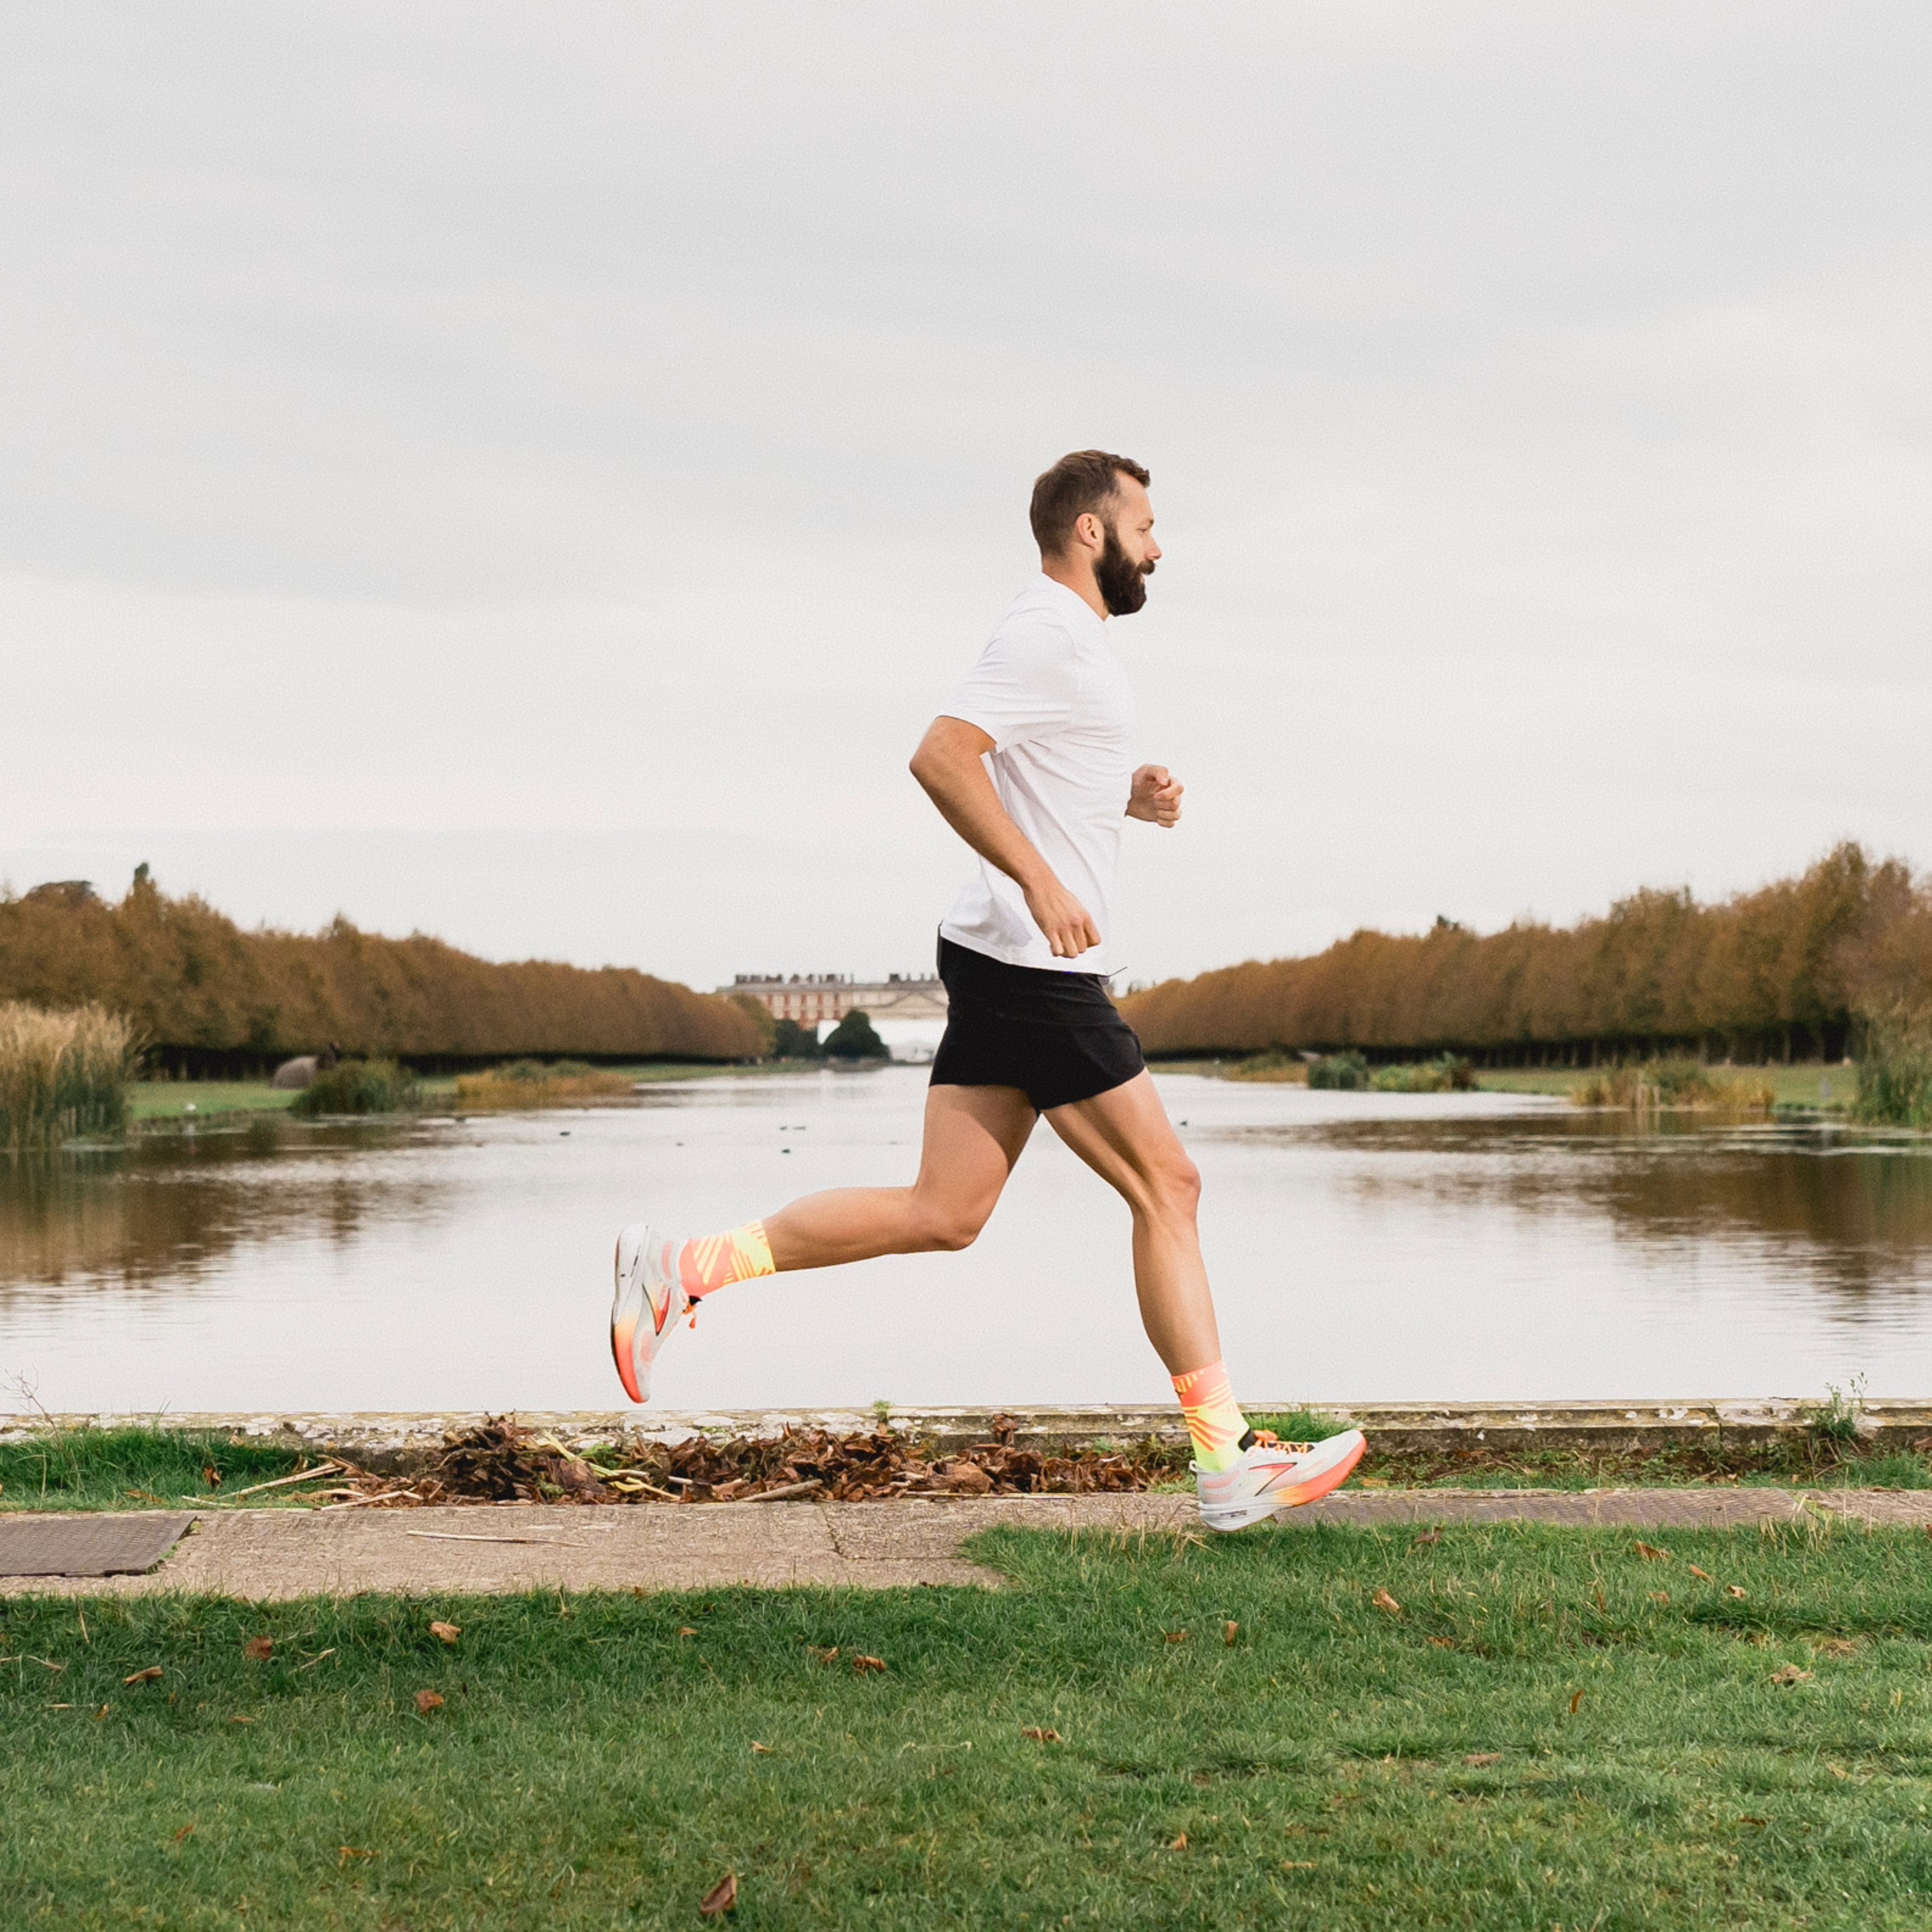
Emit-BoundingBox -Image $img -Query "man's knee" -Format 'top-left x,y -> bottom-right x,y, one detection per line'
913,1196 -> 994,1252
1147,1154 -> 1202,1219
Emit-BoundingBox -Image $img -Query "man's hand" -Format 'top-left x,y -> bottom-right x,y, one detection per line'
1023,875 -> 1102,960
1127,764 -> 1184,827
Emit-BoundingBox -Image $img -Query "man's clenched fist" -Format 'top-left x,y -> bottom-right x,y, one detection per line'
1127,764 -> 1184,828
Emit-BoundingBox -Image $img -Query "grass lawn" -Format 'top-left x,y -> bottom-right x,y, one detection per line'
6,1521 -> 1932,1929
125,1062 -> 812,1127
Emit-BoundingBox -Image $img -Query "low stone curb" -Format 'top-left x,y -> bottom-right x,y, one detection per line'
7,1400 -> 1929,1471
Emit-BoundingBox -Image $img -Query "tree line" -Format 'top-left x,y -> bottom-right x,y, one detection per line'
1119,843 -> 1932,1064
0,872 -> 763,1073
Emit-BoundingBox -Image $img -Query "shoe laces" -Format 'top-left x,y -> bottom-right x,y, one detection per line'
1250,1431 -> 1313,1454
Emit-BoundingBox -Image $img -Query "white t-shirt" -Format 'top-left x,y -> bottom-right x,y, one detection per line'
937,574 -> 1135,974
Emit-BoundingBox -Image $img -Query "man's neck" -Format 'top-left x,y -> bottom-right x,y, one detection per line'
1040,553 -> 1109,621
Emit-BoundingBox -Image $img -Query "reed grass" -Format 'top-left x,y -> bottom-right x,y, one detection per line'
1571,1058 -> 1775,1112
0,1001 -> 138,1150
451,1059 -> 636,1111
1852,1006 -> 1932,1128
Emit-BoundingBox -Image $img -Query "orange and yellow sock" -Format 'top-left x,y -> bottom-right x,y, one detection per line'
1173,1360 -> 1251,1472
675,1222 -> 776,1301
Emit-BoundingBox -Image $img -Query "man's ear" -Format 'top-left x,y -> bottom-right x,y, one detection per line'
1071,510 -> 1105,553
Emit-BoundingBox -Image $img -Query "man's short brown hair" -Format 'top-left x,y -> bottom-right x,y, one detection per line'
1029,449 -> 1150,556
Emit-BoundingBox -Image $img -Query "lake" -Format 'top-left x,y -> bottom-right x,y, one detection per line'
4,1066 -> 1932,1414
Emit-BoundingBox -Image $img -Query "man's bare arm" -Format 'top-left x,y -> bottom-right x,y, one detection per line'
908,716 -> 1101,959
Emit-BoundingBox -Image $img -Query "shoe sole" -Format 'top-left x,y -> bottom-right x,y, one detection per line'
1198,1432 -> 1369,1533
610,1230 -> 650,1404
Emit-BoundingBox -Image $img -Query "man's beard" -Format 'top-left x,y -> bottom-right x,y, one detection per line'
1095,521 -> 1154,616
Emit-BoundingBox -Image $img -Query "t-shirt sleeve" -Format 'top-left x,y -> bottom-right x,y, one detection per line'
942,616 -> 1081,751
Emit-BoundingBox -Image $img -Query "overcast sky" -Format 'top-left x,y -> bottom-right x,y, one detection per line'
3,1 -> 1926,993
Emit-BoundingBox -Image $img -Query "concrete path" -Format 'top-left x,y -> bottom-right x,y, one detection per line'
7,1488 -> 1926,1598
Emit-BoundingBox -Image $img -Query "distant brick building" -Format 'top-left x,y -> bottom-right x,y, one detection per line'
722,973 -> 947,1028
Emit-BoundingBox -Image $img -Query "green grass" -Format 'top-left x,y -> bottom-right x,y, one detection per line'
8,1522 -> 1932,1928
0,1429 -> 306,1512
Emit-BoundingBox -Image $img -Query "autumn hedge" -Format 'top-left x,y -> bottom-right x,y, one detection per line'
0,874 -> 763,1070
1119,843 -> 1932,1064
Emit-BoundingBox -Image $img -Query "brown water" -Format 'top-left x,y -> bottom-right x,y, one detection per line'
3,1067 -> 1931,1414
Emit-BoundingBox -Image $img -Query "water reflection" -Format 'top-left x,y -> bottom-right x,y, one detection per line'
3,1073 -> 1931,1411
0,1120 -> 441,1298
1213,1113 -> 1932,1300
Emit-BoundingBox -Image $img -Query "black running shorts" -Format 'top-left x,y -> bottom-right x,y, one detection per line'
929,935 -> 1147,1112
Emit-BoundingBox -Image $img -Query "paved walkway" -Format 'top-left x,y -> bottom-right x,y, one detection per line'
8,1488 -> 1926,1598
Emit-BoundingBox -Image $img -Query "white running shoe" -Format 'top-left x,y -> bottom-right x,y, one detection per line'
610,1222 -> 692,1404
1194,1429 -> 1367,1532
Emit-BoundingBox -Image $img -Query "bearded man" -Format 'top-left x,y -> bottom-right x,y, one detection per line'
611,450 -> 1364,1530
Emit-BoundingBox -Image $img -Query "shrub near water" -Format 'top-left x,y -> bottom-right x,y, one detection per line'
288,1057 -> 417,1117
0,1001 -> 137,1150
452,1059 -> 636,1110
1854,1007 -> 1932,1128
1573,1059 -> 1775,1111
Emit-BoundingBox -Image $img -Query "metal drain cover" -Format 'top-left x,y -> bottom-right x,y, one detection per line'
0,1513 -> 195,1577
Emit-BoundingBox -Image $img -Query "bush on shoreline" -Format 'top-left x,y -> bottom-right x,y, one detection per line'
1853,1007 -> 1932,1128
289,1057 -> 418,1117
1572,1059 -> 1775,1111
452,1059 -> 637,1110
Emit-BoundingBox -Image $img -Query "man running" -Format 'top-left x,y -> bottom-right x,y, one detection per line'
611,451 -> 1364,1531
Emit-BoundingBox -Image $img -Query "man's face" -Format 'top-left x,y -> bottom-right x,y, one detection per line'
1093,476 -> 1160,617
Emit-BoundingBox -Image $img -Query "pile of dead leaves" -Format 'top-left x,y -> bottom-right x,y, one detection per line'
412,1414 -> 1184,1506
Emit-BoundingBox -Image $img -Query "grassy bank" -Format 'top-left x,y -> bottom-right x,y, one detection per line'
1473,1063 -> 1857,1109
8,1522 -> 1932,1929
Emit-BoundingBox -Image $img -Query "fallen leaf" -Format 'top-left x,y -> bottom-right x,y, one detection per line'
677,1627 -> 698,1639
1281,1860 -> 1317,1870
1725,1584 -> 1748,1599
174,1824 -> 196,1842
1826,1761 -> 1850,1781
1020,1727 -> 1062,1743
429,1621 -> 461,1646
699,1870 -> 738,1918
1688,1564 -> 1714,1582
1167,1832 -> 1188,1851
414,1690 -> 444,1714
1426,1636 -> 1456,1649
852,1655 -> 886,1675
1633,1541 -> 1671,1562
1735,1815 -> 1768,1827
1463,1752 -> 1501,1767
1817,1637 -> 1857,1657
202,1466 -> 223,1489
1650,1591 -> 1670,1606
338,1846 -> 374,1866
807,1646 -> 839,1666
1163,1630 -> 1188,1644
242,1636 -> 273,1662
1412,1529 -> 1441,1548
1372,1588 -> 1402,1617
1770,1664 -> 1814,1686
1568,1689 -> 1585,1715
124,1667 -> 163,1685
751,1741 -> 772,1755
94,1704 -> 112,1720
1223,1620 -> 1240,1646
228,1714 -> 256,1725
